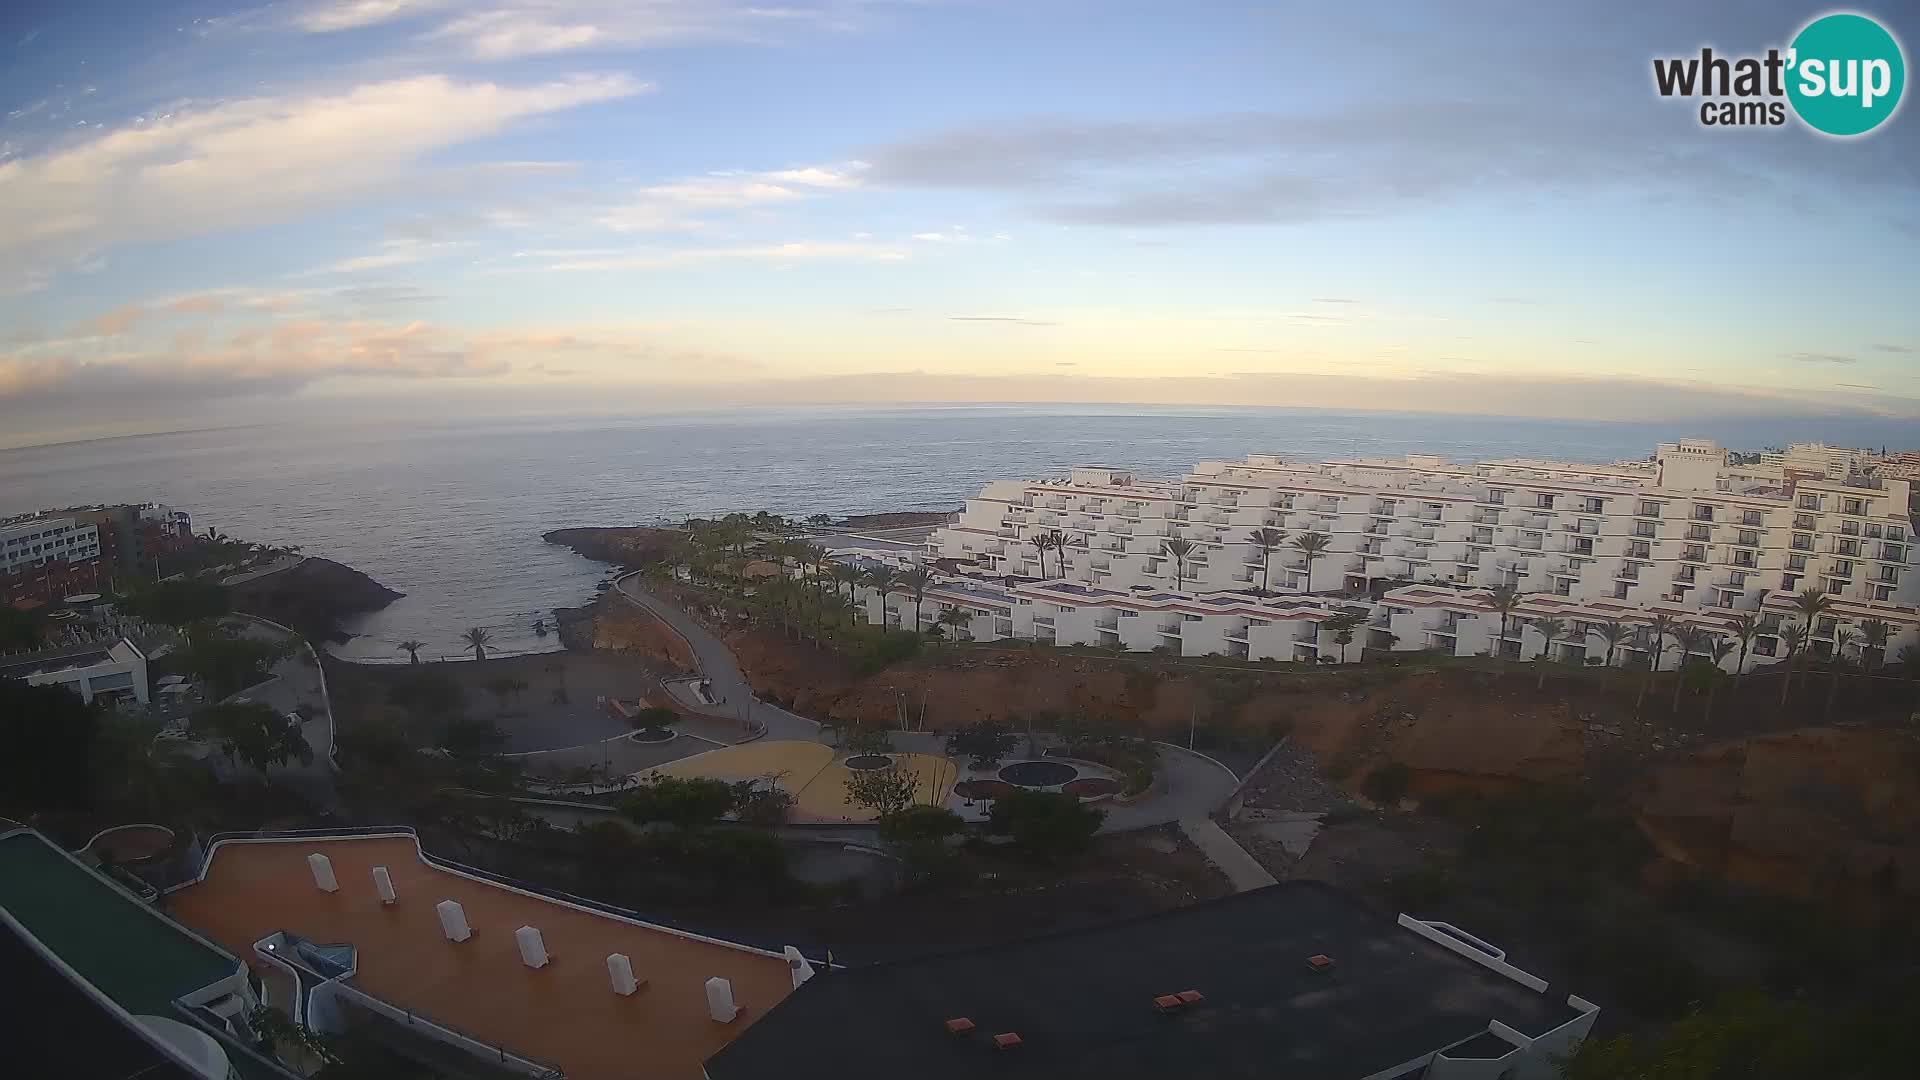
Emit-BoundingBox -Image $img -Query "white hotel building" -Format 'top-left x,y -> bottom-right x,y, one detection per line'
1,515 -> 101,575
900,439 -> 1920,670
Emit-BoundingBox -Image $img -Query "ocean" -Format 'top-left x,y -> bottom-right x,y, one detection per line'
3,405 -> 1915,662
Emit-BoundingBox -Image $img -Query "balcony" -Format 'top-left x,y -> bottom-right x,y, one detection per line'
1413,509 -> 1443,522
1520,515 -> 1551,531
1031,615 -> 1054,627
1616,565 -> 1642,581
1693,507 -> 1716,522
1157,622 -> 1182,638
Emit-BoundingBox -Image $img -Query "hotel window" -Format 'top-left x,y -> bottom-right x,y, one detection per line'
1867,524 -> 1884,539
1633,521 -> 1657,538
1880,567 -> 1900,583
1729,571 -> 1747,587
1892,526 -> 1907,542
1581,498 -> 1604,513
1741,510 -> 1764,526
1627,541 -> 1651,559
1842,520 -> 1861,536
1794,513 -> 1816,530
1782,574 -> 1800,590
1637,500 -> 1661,517
1614,582 -> 1631,599
1800,494 -> 1821,510
1875,585 -> 1896,601
1833,560 -> 1854,577
1736,530 -> 1759,547
1791,533 -> 1814,551
1535,493 -> 1555,509
1817,617 -> 1838,636
1675,565 -> 1696,583
1839,539 -> 1860,556
1844,498 -> 1866,515
1788,554 -> 1807,572
1733,551 -> 1755,568
1693,504 -> 1716,521
1487,489 -> 1507,505
1827,580 -> 1846,595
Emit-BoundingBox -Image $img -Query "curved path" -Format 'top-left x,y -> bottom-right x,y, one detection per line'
611,574 -> 820,742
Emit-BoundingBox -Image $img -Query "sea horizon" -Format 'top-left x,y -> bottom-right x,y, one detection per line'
6,403 -> 1918,663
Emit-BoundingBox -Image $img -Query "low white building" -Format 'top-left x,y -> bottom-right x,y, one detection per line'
0,637 -> 149,704
1,515 -> 101,575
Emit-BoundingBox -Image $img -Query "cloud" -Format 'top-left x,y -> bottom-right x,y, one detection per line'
599,163 -> 864,232
528,241 -> 909,271
1791,352 -> 1858,365
0,73 -> 647,276
297,0 -> 903,59
1312,297 -> 1358,304
1871,343 -> 1912,354
306,237 -> 464,275
864,101 -> 1916,227
947,316 -> 1058,327
75,305 -> 146,338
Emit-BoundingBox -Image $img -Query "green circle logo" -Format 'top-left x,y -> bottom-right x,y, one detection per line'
1786,13 -> 1906,136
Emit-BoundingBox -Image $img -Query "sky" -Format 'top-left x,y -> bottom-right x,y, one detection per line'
1,0 -> 1916,447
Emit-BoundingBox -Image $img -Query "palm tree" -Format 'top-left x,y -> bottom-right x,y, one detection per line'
1529,617 -> 1568,689
1778,622 -> 1807,707
1160,538 -> 1196,592
1289,531 -> 1333,592
1857,617 -> 1891,672
1728,612 -> 1760,687
1670,624 -> 1707,713
1786,587 -> 1834,696
1633,615 -> 1676,715
1486,583 -> 1522,666
937,606 -> 971,642
1327,611 -> 1364,662
1588,619 -> 1631,686
866,567 -> 898,627
397,639 -> 426,665
1703,637 -> 1736,728
1824,628 -> 1859,721
901,566 -> 932,633
1027,534 -> 1052,578
460,627 -> 492,662
1247,526 -> 1288,594
830,563 -> 861,611
1045,529 -> 1073,579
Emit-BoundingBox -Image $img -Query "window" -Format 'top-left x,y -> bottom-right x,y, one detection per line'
1844,498 -> 1866,515
1628,541 -> 1650,559
1833,560 -> 1854,577
1817,616 -> 1838,636
1841,520 -> 1861,536
1891,526 -> 1907,542
1867,524 -> 1883,539
1782,574 -> 1800,590
1741,510 -> 1764,526
1487,489 -> 1507,505
1791,533 -> 1814,551
1693,504 -> 1715,521
1733,551 -> 1755,568
1882,567 -> 1901,583
1633,521 -> 1656,537
1535,493 -> 1555,509
1688,524 -> 1711,541
1613,582 -> 1631,599
1875,585 -> 1895,601
1675,565 -> 1696,583
1788,554 -> 1807,571
1736,530 -> 1759,547
1794,513 -> 1816,530
1728,571 -> 1747,586
1581,498 -> 1604,513
1799,494 -> 1821,510
1637,501 -> 1661,517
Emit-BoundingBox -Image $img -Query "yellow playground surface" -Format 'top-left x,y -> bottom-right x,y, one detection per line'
645,740 -> 958,823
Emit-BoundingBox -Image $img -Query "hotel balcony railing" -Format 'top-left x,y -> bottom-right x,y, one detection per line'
1158,623 -> 1183,636
1031,615 -> 1054,626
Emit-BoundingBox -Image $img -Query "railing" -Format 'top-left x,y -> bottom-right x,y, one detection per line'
324,979 -> 564,1078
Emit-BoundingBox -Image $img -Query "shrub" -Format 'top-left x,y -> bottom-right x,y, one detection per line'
845,726 -> 894,755
987,789 -> 1104,861
845,765 -> 918,818
945,720 -> 1019,769
732,783 -> 794,827
621,776 -> 739,829
856,630 -> 922,673
628,705 -> 679,733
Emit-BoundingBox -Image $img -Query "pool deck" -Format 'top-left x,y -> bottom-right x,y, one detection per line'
167,835 -> 797,1080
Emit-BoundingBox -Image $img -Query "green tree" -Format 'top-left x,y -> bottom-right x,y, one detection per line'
987,789 -> 1104,861
1856,617 -> 1891,672
178,630 -> 290,697
1670,624 -> 1707,712
459,626 -> 492,662
845,724 -> 894,755
945,719 -> 1019,769
1530,617 -> 1569,689
0,605 -> 39,650
937,605 -> 972,641
877,804 -> 965,880
118,579 -> 229,626
1486,583 -> 1522,666
1027,533 -> 1053,578
1556,989 -> 1920,1080
1784,587 -> 1833,697
1640,613 -> 1678,715
1160,537 -> 1195,591
1824,627 -> 1859,721
865,567 -> 898,626
621,776 -> 740,829
845,765 -> 919,818
1778,622 -> 1808,707
396,639 -> 426,665
628,705 -> 679,736
483,675 -> 527,710
1327,611 -> 1364,663
731,781 -> 794,827
1246,526 -> 1288,594
901,565 -> 933,633
1727,612 -> 1760,686
0,680 -> 99,816
1289,530 -> 1333,592
1588,619 -> 1632,686
195,701 -> 312,775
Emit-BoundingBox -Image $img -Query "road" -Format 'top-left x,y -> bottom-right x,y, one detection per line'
610,575 -> 820,742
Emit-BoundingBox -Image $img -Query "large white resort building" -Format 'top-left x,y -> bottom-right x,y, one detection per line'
841,438 -> 1920,671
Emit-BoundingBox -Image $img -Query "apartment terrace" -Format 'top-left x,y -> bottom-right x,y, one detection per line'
167,833 -> 798,1080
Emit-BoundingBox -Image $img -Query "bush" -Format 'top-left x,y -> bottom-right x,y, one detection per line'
118,579 -> 230,626
628,706 -> 679,733
856,629 -> 922,673
732,783 -> 794,827
845,726 -> 893,755
621,776 -> 739,829
177,630 -> 289,698
945,720 -> 1019,769
987,789 -> 1104,861
1362,762 -> 1411,805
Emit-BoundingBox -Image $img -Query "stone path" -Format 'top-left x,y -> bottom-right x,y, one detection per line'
1178,817 -> 1277,892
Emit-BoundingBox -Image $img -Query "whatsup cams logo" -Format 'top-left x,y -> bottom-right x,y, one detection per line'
1653,11 -> 1906,135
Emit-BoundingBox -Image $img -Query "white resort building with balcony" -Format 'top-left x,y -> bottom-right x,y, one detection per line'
883,438 -> 1920,670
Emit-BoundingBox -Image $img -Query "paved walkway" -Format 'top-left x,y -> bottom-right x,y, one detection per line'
611,575 -> 819,741
1178,817 -> 1277,892
224,616 -> 341,812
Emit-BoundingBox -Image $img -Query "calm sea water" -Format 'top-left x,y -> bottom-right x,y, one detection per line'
3,405 -> 1915,661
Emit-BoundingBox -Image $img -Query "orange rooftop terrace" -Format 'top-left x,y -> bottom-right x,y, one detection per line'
167,832 -> 799,1080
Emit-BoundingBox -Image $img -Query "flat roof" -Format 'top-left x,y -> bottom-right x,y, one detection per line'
0,830 -> 239,1018
167,834 -> 797,1080
0,915 -> 204,1080
706,882 -> 1579,1080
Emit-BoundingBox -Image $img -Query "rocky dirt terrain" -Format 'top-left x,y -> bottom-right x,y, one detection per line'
229,557 -> 401,639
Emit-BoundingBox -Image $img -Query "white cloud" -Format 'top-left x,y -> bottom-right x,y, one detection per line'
0,73 -> 647,275
298,1 -> 902,59
536,241 -> 908,271
598,162 -> 864,232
